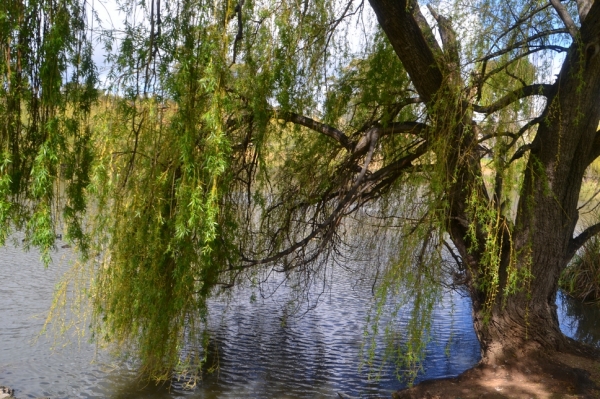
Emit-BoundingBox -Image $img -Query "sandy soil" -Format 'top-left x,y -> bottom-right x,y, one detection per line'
392,345 -> 600,399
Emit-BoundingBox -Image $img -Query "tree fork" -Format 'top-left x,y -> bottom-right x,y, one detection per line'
368,0 -> 600,362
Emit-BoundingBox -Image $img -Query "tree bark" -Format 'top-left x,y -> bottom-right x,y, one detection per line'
475,1 -> 600,361
369,0 -> 600,362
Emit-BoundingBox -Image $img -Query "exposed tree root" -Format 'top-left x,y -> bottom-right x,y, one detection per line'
394,340 -> 600,399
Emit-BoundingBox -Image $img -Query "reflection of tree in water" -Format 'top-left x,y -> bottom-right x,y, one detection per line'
559,292 -> 600,348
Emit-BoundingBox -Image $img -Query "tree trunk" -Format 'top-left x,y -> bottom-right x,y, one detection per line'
469,270 -> 567,362
369,0 -> 600,363
470,10 -> 600,359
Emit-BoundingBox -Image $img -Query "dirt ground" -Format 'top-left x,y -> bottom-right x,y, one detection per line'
392,344 -> 600,399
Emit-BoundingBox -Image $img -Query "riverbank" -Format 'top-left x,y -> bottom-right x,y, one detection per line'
393,343 -> 600,398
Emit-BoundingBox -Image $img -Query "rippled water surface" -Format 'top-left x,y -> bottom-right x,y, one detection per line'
0,240 -> 596,398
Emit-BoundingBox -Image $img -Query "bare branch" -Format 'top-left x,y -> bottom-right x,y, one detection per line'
379,121 -> 428,137
241,128 -> 381,267
276,110 -> 352,150
354,97 -> 423,135
351,121 -> 428,157
577,187 -> 600,211
365,141 -> 429,184
478,132 -> 517,143
550,0 -> 579,40
472,84 -> 553,114
504,115 -> 546,164
476,29 -> 569,63
486,3 -> 552,55
385,97 -> 423,122
275,109 -> 428,157
480,47 -> 567,88
426,5 -> 459,64
569,222 -> 600,259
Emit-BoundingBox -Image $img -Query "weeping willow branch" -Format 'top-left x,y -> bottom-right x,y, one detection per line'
476,29 -> 570,63
275,110 -> 352,150
480,47 -> 568,87
505,115 -> 547,164
472,84 -> 553,114
275,109 -> 429,156
231,0 -> 245,65
485,3 -> 552,55
550,0 -> 579,40
239,130 -> 377,266
569,222 -> 600,260
237,134 -> 429,269
477,132 -> 517,144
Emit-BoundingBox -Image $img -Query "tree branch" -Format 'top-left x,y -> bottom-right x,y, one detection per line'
486,3 -> 552,55
569,222 -> 600,259
231,0 -> 245,65
351,122 -> 428,157
384,97 -> 423,123
378,121 -> 428,137
478,132 -> 517,143
426,5 -> 459,64
368,0 -> 443,103
577,0 -> 593,22
276,110 -> 352,150
241,128 -> 380,267
476,29 -> 570,63
275,109 -> 429,157
504,114 -> 546,164
365,141 -> 429,183
480,47 -> 567,87
472,84 -> 553,114
550,0 -> 579,40
587,128 -> 600,166
354,97 -> 423,135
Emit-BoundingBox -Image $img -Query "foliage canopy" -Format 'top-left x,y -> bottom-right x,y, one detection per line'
2,0 -> 600,380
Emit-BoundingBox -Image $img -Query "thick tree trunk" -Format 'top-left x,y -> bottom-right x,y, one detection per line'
369,0 -> 600,363
469,272 -> 567,362
469,17 -> 600,359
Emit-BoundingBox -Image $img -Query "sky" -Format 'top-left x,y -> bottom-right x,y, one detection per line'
86,0 -> 569,92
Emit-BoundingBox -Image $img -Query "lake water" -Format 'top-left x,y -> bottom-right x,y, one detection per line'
0,239 -> 597,399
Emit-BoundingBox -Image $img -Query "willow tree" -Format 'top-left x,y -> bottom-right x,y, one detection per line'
0,0 -> 96,262
2,0 -> 600,381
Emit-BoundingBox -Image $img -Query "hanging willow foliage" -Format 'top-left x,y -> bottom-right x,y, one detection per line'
5,0 -> 600,384
0,0 -> 97,262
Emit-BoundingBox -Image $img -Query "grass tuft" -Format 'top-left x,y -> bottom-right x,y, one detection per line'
560,236 -> 600,303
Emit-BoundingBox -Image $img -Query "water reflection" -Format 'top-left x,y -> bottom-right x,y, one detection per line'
558,291 -> 600,348
101,273 -> 481,399
1,241 -> 599,398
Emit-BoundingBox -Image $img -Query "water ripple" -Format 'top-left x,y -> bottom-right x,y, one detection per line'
6,241 -> 577,398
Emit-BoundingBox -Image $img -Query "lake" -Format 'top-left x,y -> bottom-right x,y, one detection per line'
0,239 -> 596,398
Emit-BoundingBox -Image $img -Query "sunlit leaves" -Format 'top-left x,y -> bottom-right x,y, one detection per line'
2,0 -> 588,385
0,0 -> 97,263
